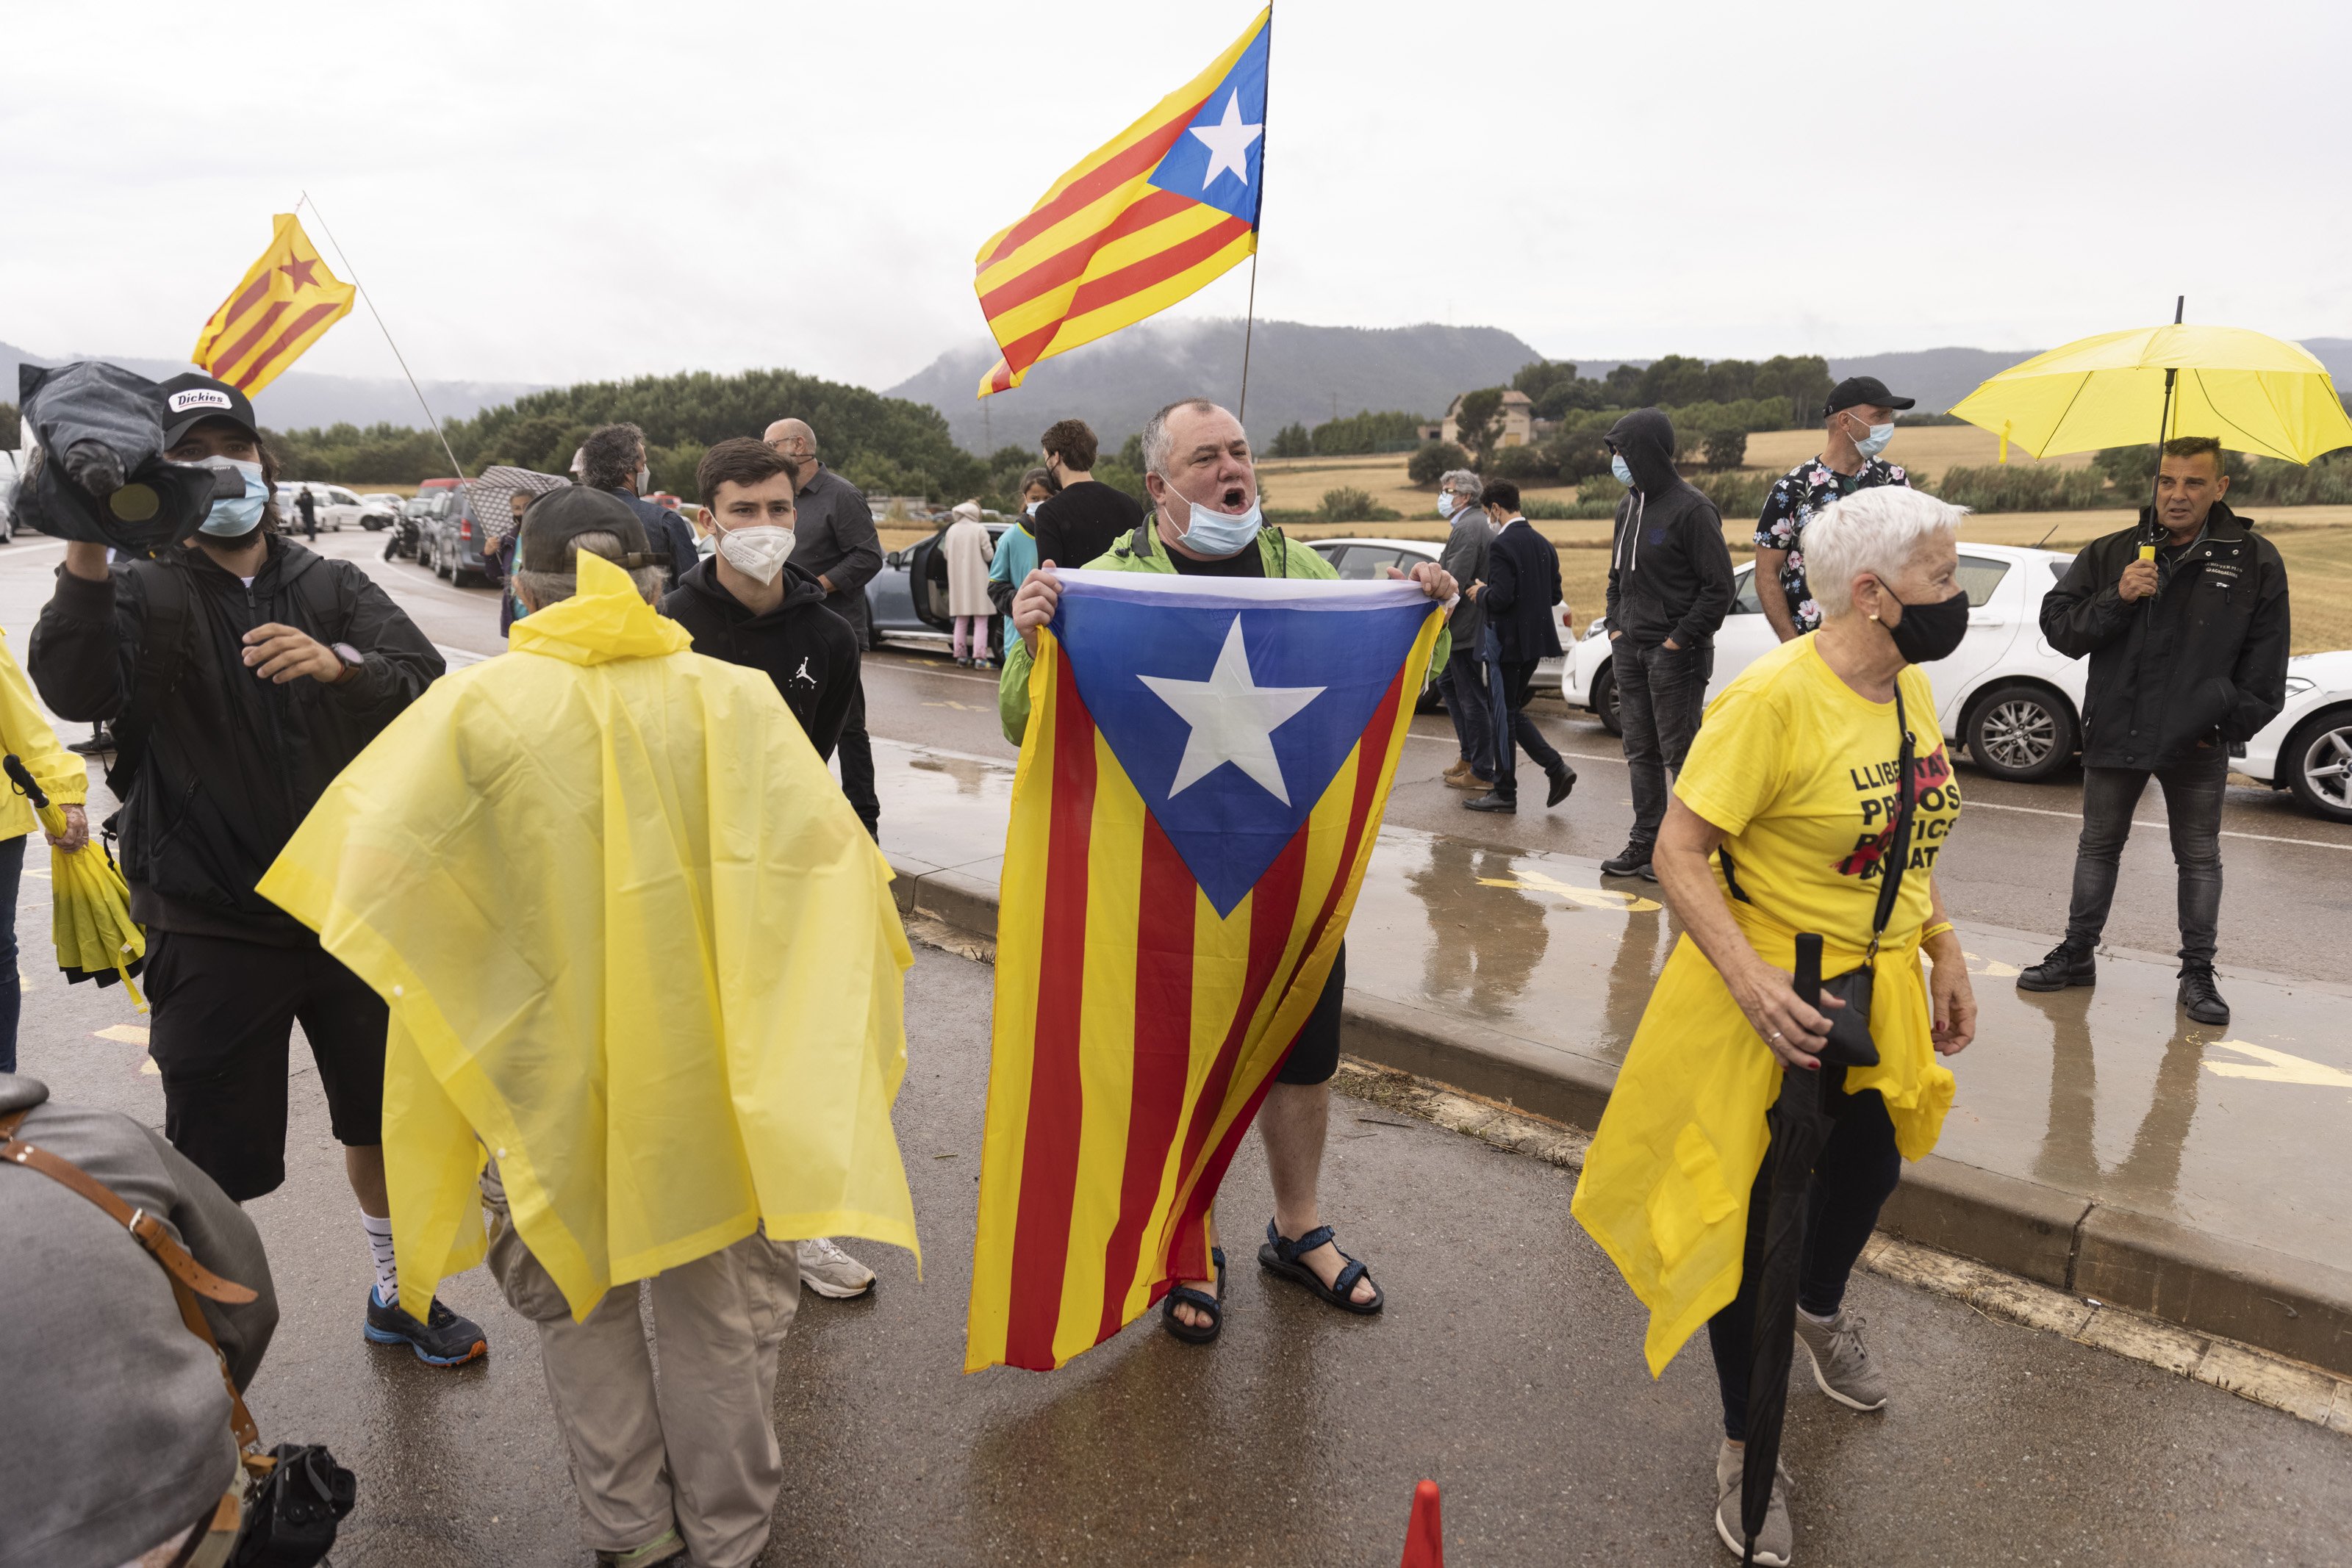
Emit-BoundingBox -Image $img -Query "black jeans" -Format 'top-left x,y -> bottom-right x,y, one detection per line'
1443,639 -> 1494,776
1481,634 -> 1563,799
1616,639 -> 1713,849
2063,747 -> 2227,965
1707,1088 -> 1901,1442
836,673 -> 879,839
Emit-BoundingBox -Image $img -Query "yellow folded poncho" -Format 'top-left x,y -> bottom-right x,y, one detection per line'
260,553 -> 918,1321
1571,913 -> 1954,1376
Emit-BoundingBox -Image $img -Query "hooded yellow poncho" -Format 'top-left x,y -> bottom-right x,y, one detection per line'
260,553 -> 918,1321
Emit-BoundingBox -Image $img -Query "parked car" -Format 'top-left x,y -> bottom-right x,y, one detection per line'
2237,650 -> 2352,822
866,521 -> 1008,657
1305,536 -> 1575,711
417,491 -> 492,587
272,481 -> 371,531
353,492 -> 405,531
1563,542 -> 2092,783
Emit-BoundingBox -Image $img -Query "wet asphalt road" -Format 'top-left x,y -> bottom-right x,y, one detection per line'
15,944 -> 2352,1567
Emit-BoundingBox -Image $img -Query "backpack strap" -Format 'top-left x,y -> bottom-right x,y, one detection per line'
0,1107 -> 262,1455
104,561 -> 194,801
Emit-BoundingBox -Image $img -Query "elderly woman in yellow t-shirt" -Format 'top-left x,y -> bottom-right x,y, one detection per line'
1571,485 -> 1978,1564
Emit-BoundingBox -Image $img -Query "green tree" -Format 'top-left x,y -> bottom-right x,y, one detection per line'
1308,409 -> 1424,456
1541,411 -> 1621,483
1407,441 -> 1469,487
1119,431 -> 1146,471
1637,354 -> 1712,407
1453,387 -> 1506,467
1489,442 -> 1555,481
1268,422 -> 1313,458
1702,428 -> 1749,470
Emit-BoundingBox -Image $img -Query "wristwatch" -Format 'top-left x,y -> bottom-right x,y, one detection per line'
330,642 -> 365,677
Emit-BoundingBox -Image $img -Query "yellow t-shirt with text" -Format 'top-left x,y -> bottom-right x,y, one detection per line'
1674,637 -> 1961,951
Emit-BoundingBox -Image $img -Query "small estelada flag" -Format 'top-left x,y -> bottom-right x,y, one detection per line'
190,213 -> 356,395
965,570 -> 1442,1373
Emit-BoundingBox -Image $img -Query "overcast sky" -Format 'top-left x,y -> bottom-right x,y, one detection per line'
7,0 -> 2345,395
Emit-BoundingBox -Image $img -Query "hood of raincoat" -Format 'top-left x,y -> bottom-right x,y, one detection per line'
258,550 -> 918,1320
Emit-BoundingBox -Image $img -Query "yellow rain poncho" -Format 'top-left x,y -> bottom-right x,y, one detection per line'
259,553 -> 918,1321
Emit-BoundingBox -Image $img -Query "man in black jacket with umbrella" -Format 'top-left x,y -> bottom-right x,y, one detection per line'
2019,436 -> 2290,1026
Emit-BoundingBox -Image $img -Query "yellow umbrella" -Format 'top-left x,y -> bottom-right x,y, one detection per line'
3,755 -> 146,1008
1951,309 -> 2352,463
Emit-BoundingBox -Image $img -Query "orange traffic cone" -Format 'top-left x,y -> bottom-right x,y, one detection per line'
1400,1478 -> 1443,1567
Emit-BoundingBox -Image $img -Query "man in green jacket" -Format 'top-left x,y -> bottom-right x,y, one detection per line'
998,397 -> 1455,1339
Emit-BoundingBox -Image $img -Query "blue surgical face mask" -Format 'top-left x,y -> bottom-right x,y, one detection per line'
1436,492 -> 1456,518
1855,422 -> 1896,460
1610,453 -> 1635,487
1174,492 -> 1263,557
198,457 -> 268,537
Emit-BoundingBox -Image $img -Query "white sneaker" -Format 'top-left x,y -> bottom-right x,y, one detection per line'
797,1237 -> 876,1298
1715,1439 -> 1793,1565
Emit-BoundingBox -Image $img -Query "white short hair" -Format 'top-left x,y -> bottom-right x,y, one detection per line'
1802,486 -> 1968,618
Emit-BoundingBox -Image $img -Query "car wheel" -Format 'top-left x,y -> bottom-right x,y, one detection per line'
453,567 -> 482,589
1591,663 -> 1622,737
2281,706 -> 2352,824
1966,683 -> 2078,782
437,548 -> 453,580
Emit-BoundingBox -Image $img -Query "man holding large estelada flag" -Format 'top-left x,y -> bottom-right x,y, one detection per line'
965,399 -> 1456,1372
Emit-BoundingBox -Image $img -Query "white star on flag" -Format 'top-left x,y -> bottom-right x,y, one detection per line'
1140,616 -> 1323,803
1187,89 -> 1263,190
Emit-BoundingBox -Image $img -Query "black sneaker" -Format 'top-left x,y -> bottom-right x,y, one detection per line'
1546,765 -> 1577,808
2016,941 -> 2095,992
2178,964 -> 2231,1026
66,730 -> 113,756
1463,790 -> 1517,813
364,1287 -> 488,1366
1601,842 -> 1653,877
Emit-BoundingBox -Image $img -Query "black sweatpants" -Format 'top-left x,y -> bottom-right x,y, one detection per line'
1706,1087 -> 1901,1442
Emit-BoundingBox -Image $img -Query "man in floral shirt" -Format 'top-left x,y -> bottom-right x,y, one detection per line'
1753,375 -> 1915,638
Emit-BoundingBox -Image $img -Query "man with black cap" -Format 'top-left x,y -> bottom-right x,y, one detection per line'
26,373 -> 483,1367
1753,375 -> 1915,640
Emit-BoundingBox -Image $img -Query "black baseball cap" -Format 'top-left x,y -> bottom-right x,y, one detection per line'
1824,375 -> 1916,417
154,373 -> 261,448
517,486 -> 656,573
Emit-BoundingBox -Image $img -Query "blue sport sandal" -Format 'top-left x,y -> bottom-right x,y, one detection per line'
1160,1246 -> 1227,1345
1258,1220 -> 1383,1315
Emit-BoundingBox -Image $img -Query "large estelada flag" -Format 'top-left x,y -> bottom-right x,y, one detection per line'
972,7 -> 1269,398
966,572 -> 1441,1373
190,213 -> 357,395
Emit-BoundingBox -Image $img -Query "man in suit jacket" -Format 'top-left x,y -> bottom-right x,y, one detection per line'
1435,468 -> 1496,791
1466,481 -> 1574,813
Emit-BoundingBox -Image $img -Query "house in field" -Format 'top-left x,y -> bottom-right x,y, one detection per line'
1424,389 -> 1544,449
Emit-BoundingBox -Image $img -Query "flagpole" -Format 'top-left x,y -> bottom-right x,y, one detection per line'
295,191 -> 470,484
1236,4 -> 1270,428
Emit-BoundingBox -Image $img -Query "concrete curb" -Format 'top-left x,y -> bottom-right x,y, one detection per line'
887,853 -> 2352,1379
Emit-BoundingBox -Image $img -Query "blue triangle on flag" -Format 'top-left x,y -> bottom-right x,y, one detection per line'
1054,578 -> 1428,917
1144,16 -> 1269,226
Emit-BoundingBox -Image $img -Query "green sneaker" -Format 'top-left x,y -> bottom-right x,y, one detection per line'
597,1528 -> 686,1567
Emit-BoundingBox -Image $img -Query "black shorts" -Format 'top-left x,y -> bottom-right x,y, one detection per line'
1276,942 -> 1345,1087
143,929 -> 389,1201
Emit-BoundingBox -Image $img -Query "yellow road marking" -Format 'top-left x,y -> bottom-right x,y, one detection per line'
94,1024 -> 151,1045
2204,1040 -> 2352,1093
1965,951 -> 2023,979
140,1055 -> 160,1076
922,700 -> 984,712
1477,866 -> 1662,914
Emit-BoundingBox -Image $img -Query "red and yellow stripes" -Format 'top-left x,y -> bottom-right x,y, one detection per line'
190,213 -> 356,396
972,8 -> 1267,398
966,608 -> 1441,1373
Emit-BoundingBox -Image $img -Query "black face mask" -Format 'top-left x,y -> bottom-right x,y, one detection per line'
1883,585 -> 1969,664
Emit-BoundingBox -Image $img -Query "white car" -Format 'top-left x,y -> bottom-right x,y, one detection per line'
2237,650 -> 2352,822
1305,535 -> 1576,688
273,481 -> 362,531
353,492 -> 406,531
1563,542 -> 2092,783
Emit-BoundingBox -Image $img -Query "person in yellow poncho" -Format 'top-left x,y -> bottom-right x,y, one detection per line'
1570,486 -> 1978,1566
0,626 -> 90,1072
259,489 -> 919,1568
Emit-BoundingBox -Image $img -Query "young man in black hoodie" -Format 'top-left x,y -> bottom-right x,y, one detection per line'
1599,409 -> 1735,879
663,437 -> 860,762
2020,436 -> 2290,1026
662,436 -> 878,1303
27,373 -> 484,1367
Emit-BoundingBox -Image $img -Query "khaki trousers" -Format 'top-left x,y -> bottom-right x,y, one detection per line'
482,1169 -> 800,1568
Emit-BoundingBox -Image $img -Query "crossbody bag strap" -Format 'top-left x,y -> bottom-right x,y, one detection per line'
0,1109 -> 262,1454
1865,683 -> 1919,960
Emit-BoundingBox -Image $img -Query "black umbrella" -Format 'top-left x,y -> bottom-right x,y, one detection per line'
1738,932 -> 1877,1565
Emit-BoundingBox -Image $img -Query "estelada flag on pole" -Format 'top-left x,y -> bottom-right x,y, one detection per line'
190,213 -> 356,395
965,572 -> 1441,1373
972,7 -> 1269,397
